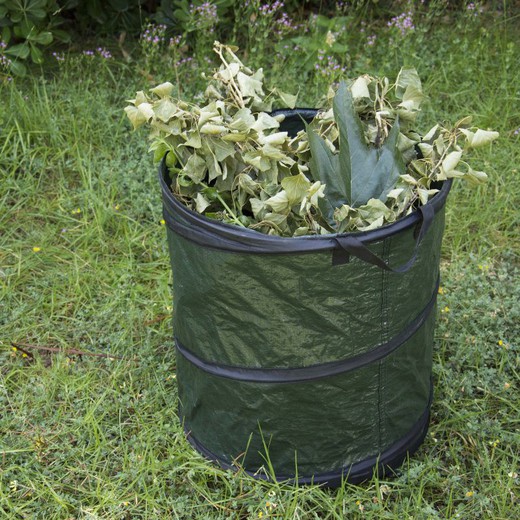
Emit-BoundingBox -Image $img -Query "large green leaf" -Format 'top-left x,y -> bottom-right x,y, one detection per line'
307,127 -> 341,221
27,31 -> 53,45
9,59 -> 27,76
30,43 -> 43,63
5,43 -> 30,59
1,26 -> 12,44
333,82 -> 405,207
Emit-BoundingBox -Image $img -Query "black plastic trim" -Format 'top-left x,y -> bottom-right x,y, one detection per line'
160,159 -> 452,255
182,386 -> 432,487
175,277 -> 439,383
159,106 -> 452,256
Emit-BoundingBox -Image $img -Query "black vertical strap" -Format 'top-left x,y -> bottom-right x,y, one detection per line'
333,204 -> 434,272
331,248 -> 350,266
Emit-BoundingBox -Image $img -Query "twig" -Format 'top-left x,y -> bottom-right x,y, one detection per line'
11,344 -> 34,360
143,314 -> 170,326
213,41 -> 245,108
10,342 -> 131,361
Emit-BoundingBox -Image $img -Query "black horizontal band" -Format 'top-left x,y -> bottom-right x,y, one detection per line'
160,159 -> 452,256
175,277 -> 439,384
183,382 -> 433,486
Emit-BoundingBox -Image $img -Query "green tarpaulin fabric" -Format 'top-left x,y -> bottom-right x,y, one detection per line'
159,113 -> 451,486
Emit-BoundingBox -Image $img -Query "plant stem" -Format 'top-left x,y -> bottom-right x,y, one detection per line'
216,193 -> 246,227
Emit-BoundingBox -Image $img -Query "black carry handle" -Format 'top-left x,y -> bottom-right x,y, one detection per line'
333,203 -> 435,273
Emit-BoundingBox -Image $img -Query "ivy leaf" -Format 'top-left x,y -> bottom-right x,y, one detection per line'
333,82 -> 405,207
395,68 -> 422,99
281,173 -> 310,206
195,193 -> 211,213
462,129 -> 499,148
137,102 -> 154,121
260,132 -> 288,146
200,123 -> 228,135
307,181 -> 326,206
229,108 -> 255,131
418,143 -> 434,158
237,173 -> 260,196
423,125 -> 439,142
250,198 -> 267,219
275,89 -> 298,108
350,76 -> 371,99
221,132 -> 247,142
208,138 -> 235,162
134,91 -> 148,106
243,150 -> 271,172
124,106 -> 147,130
149,141 -> 169,163
154,99 -> 178,123
182,154 -> 207,183
265,190 -> 291,214
237,71 -> 264,99
465,167 -> 488,185
441,151 -> 462,173
252,112 -> 280,133
150,82 -> 174,98
183,132 -> 202,149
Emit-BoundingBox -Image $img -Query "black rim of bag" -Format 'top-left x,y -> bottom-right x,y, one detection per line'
160,160 -> 451,263
160,107 -> 452,271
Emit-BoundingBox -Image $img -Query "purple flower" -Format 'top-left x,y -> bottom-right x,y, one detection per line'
52,52 -> 65,62
0,54 -> 12,68
96,47 -> 112,59
140,24 -> 167,46
314,49 -> 347,78
259,1 -> 284,16
388,11 -> 415,36
176,57 -> 194,67
190,1 -> 218,28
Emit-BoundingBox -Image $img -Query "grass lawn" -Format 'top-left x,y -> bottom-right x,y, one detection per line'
1,5 -> 519,519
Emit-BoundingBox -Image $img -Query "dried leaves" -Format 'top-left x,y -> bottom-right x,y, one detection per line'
125,43 -> 498,236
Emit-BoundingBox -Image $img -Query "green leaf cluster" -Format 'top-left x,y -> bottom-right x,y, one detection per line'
0,0 -> 70,76
155,0 -> 235,33
125,44 -> 499,237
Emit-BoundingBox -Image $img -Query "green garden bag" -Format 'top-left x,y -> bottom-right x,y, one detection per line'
159,110 -> 452,486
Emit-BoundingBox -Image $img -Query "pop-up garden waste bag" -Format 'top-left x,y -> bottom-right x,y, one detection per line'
160,109 -> 452,486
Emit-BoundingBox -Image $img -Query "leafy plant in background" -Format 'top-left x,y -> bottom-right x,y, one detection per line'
62,0 -> 154,36
137,23 -> 205,95
155,1 -> 231,37
0,0 -> 70,76
125,42 -> 498,236
153,0 -> 234,68
287,13 -> 349,69
230,0 -> 304,66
